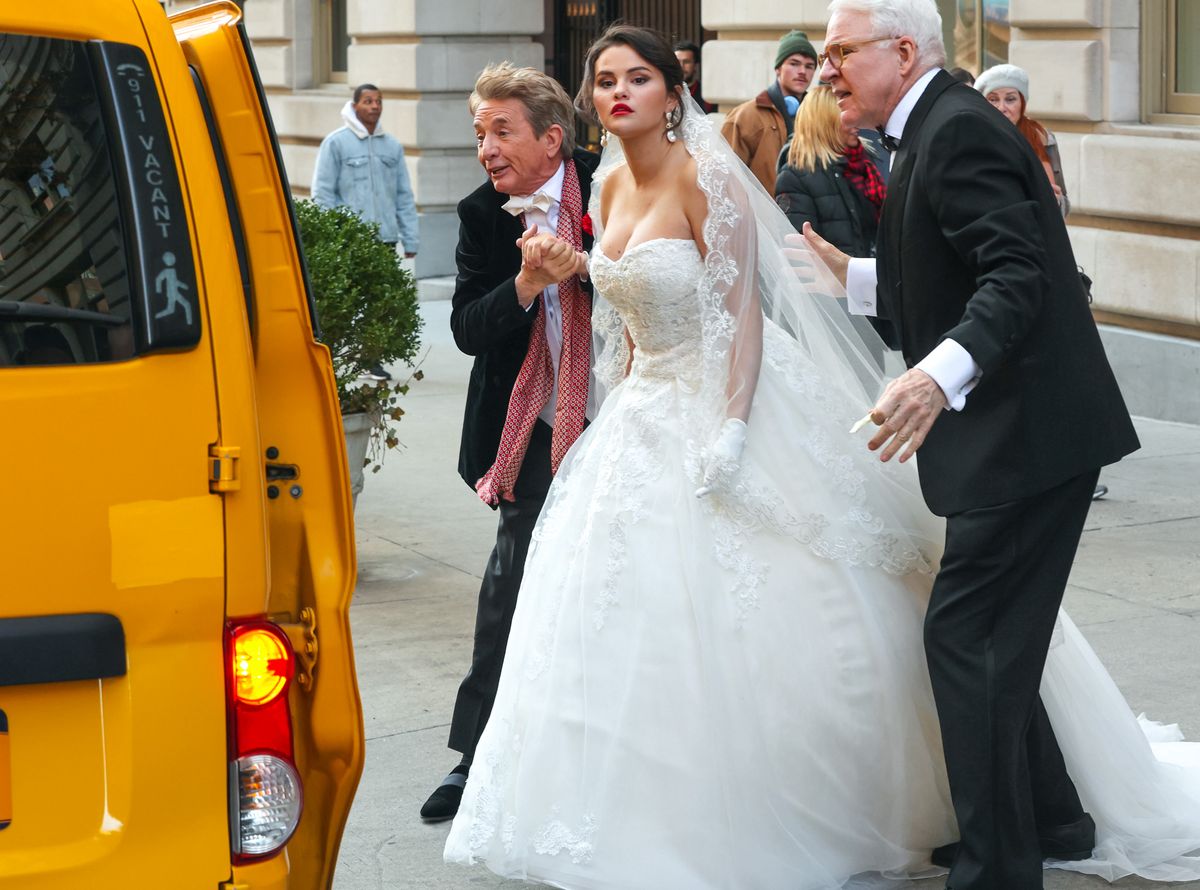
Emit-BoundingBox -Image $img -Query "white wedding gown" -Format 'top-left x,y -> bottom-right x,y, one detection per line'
443,241 -> 1200,888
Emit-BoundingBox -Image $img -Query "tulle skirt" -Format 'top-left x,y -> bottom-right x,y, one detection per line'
444,346 -> 1200,889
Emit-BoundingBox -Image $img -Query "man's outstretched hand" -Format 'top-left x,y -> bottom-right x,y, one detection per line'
800,223 -> 849,289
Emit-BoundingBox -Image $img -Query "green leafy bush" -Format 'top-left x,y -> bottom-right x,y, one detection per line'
295,198 -> 423,466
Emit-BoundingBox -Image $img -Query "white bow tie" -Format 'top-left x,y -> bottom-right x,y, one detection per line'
503,190 -> 556,217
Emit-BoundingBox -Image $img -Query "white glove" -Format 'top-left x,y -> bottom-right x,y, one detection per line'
695,418 -> 748,498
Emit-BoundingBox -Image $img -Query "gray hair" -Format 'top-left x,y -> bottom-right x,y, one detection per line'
469,62 -> 576,158
827,0 -> 947,70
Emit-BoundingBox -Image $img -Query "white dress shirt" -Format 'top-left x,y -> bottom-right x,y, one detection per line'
512,162 -> 567,427
845,68 -> 982,412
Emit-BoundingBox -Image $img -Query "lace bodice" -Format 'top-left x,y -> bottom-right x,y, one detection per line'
589,238 -> 704,380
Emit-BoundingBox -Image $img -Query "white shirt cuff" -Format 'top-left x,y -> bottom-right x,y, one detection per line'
915,339 -> 981,412
846,258 -> 878,317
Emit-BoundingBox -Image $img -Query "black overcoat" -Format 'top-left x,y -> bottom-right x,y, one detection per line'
451,149 -> 599,492
877,71 -> 1138,515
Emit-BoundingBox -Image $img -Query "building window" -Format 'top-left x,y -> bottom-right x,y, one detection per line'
1168,0 -> 1200,113
319,0 -> 350,83
942,0 -> 1009,78
331,0 -> 349,75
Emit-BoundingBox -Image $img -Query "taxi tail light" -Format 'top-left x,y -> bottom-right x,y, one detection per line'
225,620 -> 303,863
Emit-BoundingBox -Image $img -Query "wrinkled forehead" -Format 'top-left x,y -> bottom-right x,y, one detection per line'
825,8 -> 875,43
355,90 -> 382,104
472,98 -> 531,131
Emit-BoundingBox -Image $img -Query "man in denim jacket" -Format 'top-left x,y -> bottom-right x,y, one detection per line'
312,84 -> 420,258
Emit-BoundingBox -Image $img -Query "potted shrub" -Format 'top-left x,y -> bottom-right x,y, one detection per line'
295,199 -> 423,503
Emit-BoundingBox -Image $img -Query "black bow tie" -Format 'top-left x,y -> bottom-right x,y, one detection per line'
876,126 -> 900,152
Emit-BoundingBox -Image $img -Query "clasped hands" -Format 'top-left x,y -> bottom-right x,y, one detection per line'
514,226 -> 589,308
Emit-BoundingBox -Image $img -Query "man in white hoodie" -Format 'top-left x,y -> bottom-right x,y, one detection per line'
312,84 -> 420,258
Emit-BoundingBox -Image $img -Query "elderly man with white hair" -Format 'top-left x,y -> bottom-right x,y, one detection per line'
803,0 -> 1141,886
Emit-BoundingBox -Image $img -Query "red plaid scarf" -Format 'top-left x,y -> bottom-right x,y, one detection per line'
475,160 -> 590,506
843,142 -> 886,218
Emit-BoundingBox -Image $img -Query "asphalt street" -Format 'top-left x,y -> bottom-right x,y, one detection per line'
333,300 -> 1200,890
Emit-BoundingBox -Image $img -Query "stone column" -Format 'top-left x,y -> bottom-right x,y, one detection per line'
1009,0 -> 1200,337
343,0 -> 543,278
699,0 -> 829,108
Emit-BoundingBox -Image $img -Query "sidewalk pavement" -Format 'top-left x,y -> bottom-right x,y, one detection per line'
334,300 -> 1200,890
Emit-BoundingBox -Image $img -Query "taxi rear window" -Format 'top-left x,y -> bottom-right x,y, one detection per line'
0,34 -> 136,366
1,33 -> 204,366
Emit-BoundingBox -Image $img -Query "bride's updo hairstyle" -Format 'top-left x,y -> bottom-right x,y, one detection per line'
575,24 -> 687,125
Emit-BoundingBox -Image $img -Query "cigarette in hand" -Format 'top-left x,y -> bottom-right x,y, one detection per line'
849,412 -> 875,434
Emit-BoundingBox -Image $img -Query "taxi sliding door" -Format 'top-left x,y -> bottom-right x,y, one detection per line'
169,3 -> 365,889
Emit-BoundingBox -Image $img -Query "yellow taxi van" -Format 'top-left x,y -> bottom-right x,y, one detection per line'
0,1 -> 365,887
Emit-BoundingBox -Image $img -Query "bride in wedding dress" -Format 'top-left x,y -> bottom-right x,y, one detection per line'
443,25 -> 1200,889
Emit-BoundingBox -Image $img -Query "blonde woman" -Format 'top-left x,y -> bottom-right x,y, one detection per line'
775,84 -> 886,259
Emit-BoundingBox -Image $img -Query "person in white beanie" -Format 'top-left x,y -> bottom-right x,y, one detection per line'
975,63 -> 1069,215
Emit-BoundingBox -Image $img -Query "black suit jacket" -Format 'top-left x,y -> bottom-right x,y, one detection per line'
877,71 -> 1138,516
451,149 -> 599,492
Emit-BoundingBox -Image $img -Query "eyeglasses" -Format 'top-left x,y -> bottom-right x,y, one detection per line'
818,36 -> 895,69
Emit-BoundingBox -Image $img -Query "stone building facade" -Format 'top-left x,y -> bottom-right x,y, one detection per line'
163,0 -> 1198,422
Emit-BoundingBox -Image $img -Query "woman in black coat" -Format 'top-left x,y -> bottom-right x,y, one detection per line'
774,85 -> 885,259
776,85 -> 895,346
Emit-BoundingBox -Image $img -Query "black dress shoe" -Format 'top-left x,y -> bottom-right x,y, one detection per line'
420,769 -> 469,822
930,842 -> 957,868
1040,812 -> 1097,860
932,813 -> 1096,868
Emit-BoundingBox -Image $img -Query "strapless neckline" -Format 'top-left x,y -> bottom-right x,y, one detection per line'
594,238 -> 700,264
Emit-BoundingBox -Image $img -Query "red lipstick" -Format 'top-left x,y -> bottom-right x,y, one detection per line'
611,103 -> 632,115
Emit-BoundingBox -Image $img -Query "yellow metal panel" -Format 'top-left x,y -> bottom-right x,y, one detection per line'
0,0 -> 232,887
109,496 -> 225,589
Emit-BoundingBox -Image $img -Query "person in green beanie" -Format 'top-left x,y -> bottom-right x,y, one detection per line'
721,29 -> 818,193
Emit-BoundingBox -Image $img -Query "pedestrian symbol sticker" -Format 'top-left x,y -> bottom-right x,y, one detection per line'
154,251 -> 192,325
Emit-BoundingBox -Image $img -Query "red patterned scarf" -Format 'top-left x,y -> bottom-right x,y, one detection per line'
475,160 -> 590,506
843,142 -> 887,218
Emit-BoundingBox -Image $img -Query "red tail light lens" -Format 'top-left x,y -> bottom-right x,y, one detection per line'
232,626 -> 292,705
225,619 -> 302,862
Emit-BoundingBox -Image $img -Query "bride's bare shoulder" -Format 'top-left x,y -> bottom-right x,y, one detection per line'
600,163 -> 632,226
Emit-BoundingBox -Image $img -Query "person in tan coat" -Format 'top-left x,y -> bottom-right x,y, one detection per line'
720,30 -> 817,193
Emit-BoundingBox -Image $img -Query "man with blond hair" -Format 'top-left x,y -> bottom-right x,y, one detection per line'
803,0 -> 1138,885
420,62 -> 598,822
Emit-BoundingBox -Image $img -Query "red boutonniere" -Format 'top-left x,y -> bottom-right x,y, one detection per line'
580,212 -> 594,238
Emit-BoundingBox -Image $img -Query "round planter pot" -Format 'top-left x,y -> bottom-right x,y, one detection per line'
341,411 -> 373,507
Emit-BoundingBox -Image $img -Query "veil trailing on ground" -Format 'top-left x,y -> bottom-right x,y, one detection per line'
587,91 -> 944,576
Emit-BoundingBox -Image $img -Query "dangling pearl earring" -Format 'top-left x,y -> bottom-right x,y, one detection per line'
600,128 -> 609,148
665,110 -> 678,143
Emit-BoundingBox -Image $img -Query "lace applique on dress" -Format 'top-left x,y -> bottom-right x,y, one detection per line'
532,810 -> 597,864
467,721 -> 518,855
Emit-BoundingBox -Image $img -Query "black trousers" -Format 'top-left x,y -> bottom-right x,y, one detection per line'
925,469 -> 1099,890
447,420 -> 554,760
